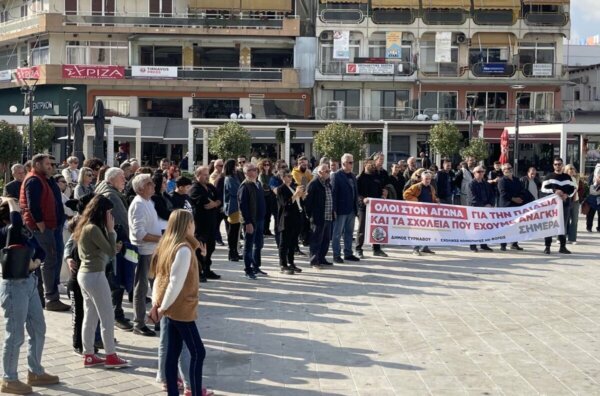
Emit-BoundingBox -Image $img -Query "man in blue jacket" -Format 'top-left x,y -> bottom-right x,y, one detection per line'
331,153 -> 360,264
468,166 -> 494,252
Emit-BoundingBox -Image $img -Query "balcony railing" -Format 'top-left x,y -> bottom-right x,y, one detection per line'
523,11 -> 569,26
63,11 -> 290,29
420,62 -> 465,78
125,66 -> 285,81
471,62 -> 517,77
473,9 -> 516,25
0,12 -> 45,35
521,63 -> 566,78
316,106 -> 572,124
319,61 -> 415,76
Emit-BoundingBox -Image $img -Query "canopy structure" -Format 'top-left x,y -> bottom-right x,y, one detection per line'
473,0 -> 519,9
522,0 -> 569,3
421,0 -> 470,9
371,0 -> 419,8
472,32 -> 516,46
504,123 -> 600,174
241,0 -> 292,11
191,0 -> 240,9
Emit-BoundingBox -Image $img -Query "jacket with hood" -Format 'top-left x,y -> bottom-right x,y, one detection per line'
95,180 -> 129,235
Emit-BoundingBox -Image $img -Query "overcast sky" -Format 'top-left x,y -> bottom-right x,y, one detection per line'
571,0 -> 600,42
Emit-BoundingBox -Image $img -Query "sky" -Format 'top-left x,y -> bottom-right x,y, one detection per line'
570,0 -> 600,42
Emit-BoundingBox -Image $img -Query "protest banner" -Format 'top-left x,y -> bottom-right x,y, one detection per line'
366,195 -> 564,246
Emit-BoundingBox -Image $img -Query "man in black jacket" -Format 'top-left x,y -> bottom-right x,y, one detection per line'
2,164 -> 25,199
541,157 -> 576,254
468,166 -> 494,252
356,159 -> 388,258
189,166 -> 221,282
305,164 -> 335,268
435,160 -> 454,204
498,163 -> 525,251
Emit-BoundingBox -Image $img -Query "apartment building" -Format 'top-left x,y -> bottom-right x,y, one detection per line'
0,0 -> 312,164
315,0 -> 573,171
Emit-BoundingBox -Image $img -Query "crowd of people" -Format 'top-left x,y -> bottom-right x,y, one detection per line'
1,150 -> 599,395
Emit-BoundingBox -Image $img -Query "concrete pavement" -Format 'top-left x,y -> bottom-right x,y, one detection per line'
2,221 -> 600,395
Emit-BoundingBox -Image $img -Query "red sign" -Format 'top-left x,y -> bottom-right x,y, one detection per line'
15,66 -> 40,80
62,65 -> 125,80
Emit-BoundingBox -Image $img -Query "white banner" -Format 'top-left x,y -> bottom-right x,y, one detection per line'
345,63 -> 395,75
366,195 -> 564,246
435,32 -> 452,63
131,66 -> 178,78
333,31 -> 350,60
0,70 -> 11,81
532,63 -> 553,77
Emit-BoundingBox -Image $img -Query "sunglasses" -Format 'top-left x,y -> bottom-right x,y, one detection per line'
553,163 -> 563,166
475,171 -> 485,173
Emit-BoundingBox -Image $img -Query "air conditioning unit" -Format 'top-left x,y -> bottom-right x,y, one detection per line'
326,100 -> 344,120
455,33 -> 467,45
320,31 -> 333,41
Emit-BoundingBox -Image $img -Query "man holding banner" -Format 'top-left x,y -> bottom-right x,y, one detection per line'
404,171 -> 438,256
498,163 -> 526,251
468,166 -> 494,252
541,157 -> 576,255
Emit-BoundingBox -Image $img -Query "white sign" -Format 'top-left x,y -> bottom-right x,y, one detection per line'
366,195 -> 564,246
435,32 -> 452,63
0,70 -> 11,81
345,63 -> 395,75
532,63 -> 553,77
333,31 -> 350,60
131,66 -> 178,78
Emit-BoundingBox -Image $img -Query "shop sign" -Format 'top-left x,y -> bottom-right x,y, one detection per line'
481,63 -> 507,74
532,63 -> 553,77
131,66 -> 178,78
62,65 -> 125,79
15,66 -> 40,80
32,101 -> 53,111
346,63 -> 395,75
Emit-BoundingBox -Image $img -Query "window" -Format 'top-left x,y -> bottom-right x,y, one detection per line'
92,0 -> 115,16
468,48 -> 509,65
420,40 -> 458,76
97,96 -> 130,117
467,92 -> 508,121
194,47 -> 239,67
319,33 -> 361,74
519,42 -> 555,66
574,90 -> 580,101
250,48 -> 293,68
371,90 -> 410,119
0,49 -> 19,71
322,89 -> 361,119
140,46 -> 182,67
66,41 -> 128,65
368,36 -> 412,62
30,39 -> 49,66
516,92 -> 554,110
421,91 -> 458,110
139,98 -> 182,118
249,99 -> 304,119
192,99 -> 239,118
149,0 -> 172,16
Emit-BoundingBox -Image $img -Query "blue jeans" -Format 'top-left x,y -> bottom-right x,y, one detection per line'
157,316 -> 191,387
309,220 -> 332,265
165,318 -> 206,396
1,273 -> 46,381
243,220 -> 264,274
332,213 -> 355,258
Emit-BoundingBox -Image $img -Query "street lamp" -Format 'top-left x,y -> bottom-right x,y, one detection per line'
511,85 -> 525,175
63,86 -> 77,157
466,94 -> 478,139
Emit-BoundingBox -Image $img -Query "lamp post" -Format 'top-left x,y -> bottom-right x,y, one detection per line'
63,86 -> 77,157
466,94 -> 477,139
19,86 -> 35,160
511,84 -> 525,176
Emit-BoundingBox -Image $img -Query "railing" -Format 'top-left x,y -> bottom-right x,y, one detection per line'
0,12 -> 45,34
521,63 -> 566,78
316,106 -> 573,124
420,62 -> 464,78
422,9 -> 467,25
63,11 -> 291,29
523,10 -> 569,26
319,8 -> 365,24
319,61 -> 415,76
371,8 -> 417,24
473,9 -> 517,25
125,66 -> 284,81
471,62 -> 517,77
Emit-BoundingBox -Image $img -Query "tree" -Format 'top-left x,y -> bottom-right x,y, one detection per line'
460,137 -> 490,162
0,121 -> 24,182
427,121 -> 463,161
208,121 -> 252,160
313,122 -> 365,162
23,118 -> 55,155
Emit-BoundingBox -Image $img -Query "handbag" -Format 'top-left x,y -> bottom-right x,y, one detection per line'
0,225 -> 32,280
581,201 -> 591,215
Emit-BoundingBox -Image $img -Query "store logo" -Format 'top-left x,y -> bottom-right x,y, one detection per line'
371,226 -> 387,243
62,65 -> 125,79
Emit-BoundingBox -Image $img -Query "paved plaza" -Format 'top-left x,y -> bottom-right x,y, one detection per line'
3,220 -> 600,395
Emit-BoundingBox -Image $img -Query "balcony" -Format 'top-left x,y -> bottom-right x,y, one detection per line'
422,9 -> 468,25
316,106 -> 415,121
318,1 -> 367,24
472,108 -> 573,124
124,66 -> 288,81
471,62 -> 517,78
318,61 -> 415,77
420,62 -> 466,78
473,9 -> 516,25
523,10 -> 569,26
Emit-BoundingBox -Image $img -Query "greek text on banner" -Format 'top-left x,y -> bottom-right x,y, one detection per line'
365,195 -> 564,246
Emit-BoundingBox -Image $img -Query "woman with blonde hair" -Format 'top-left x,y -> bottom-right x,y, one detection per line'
564,164 -> 584,244
150,210 -> 212,396
74,167 -> 95,199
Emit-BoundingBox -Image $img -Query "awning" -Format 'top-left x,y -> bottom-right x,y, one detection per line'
421,0 -> 470,9
371,0 -> 419,8
190,0 -> 241,9
472,32 -> 516,46
241,0 -> 292,11
473,0 -> 518,9
523,0 -> 569,3
320,0 -> 367,3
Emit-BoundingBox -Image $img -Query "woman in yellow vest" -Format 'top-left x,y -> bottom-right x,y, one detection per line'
149,210 -> 213,396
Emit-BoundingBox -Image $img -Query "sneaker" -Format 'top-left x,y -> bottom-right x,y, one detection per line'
500,245 -> 507,251
280,266 -> 294,275
104,353 -> 130,369
200,276 -> 207,283
321,260 -> 333,266
115,318 -> 133,332
373,250 -> 388,257
133,326 -> 156,337
0,379 -> 32,395
84,354 -> 106,368
470,247 -> 479,252
510,244 -> 524,251
27,371 -> 59,386
333,256 -> 344,264
45,300 -> 70,312
73,347 -> 83,355
356,250 -> 365,259
543,247 -> 551,254
344,255 -> 360,262
206,271 -> 221,280
289,264 -> 302,273
412,249 -> 422,256
254,268 -> 268,276
421,247 -> 435,254
480,245 -> 493,252
244,272 -> 257,280
558,247 -> 572,254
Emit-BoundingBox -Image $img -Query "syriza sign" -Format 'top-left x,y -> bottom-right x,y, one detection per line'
62,65 -> 125,80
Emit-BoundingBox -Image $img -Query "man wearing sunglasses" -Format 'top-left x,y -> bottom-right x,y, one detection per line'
540,157 -> 577,254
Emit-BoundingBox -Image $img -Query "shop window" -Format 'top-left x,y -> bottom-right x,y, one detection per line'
194,47 -> 239,68
140,46 -> 182,67
139,98 -> 182,118
250,48 -> 293,68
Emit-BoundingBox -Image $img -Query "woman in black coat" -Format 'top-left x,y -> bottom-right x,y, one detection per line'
276,170 -> 305,275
